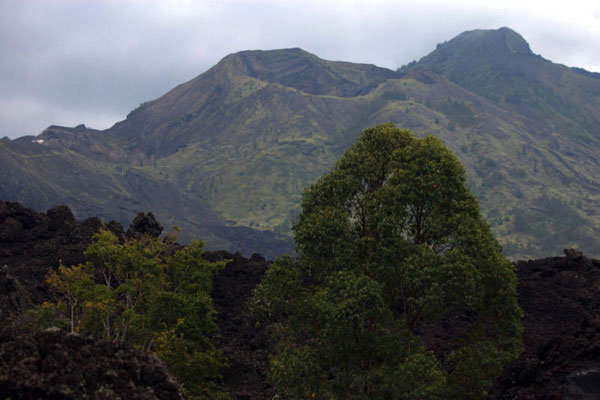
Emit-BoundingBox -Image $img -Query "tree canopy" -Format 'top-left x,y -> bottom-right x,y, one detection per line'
254,123 -> 522,399
35,228 -> 229,400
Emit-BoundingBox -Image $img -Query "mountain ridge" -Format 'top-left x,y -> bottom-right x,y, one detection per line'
2,27 -> 600,259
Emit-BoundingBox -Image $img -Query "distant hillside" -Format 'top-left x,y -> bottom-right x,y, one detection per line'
0,130 -> 293,260
1,27 -> 599,258
409,27 -> 600,257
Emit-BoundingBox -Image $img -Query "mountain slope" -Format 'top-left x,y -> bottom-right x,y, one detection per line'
414,27 -> 600,144
0,127 -> 293,259
103,49 -> 392,232
408,27 -> 600,256
1,28 -> 599,258
108,48 -> 399,157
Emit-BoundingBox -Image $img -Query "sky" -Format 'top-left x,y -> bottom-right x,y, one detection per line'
1,0 -> 599,139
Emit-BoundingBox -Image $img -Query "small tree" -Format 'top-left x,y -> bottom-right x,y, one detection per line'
43,227 -> 229,400
254,124 -> 522,399
46,263 -> 93,333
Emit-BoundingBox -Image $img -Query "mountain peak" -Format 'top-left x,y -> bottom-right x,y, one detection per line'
411,27 -> 542,102
428,27 -> 532,63
217,47 -> 399,97
235,47 -> 311,58
450,27 -> 531,55
412,27 -> 537,83
494,27 -> 531,54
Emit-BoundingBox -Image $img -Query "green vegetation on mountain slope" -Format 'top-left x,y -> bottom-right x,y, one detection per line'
0,128 -> 293,259
1,28 -> 599,259
410,27 -> 600,257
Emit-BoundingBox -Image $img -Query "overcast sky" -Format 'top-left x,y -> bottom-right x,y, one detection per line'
1,0 -> 599,139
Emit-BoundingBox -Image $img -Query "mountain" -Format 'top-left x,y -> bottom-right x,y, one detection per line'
414,27 -> 600,144
1,27 -> 599,259
0,127 -> 293,260
407,27 -> 600,257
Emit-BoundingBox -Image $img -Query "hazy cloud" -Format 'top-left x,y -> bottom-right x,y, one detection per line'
1,0 -> 598,138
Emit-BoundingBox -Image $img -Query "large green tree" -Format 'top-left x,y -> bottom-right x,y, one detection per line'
254,124 -> 522,399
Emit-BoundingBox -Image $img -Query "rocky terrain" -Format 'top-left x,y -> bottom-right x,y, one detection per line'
0,328 -> 184,400
2,201 -> 600,399
206,250 -> 275,400
489,251 -> 600,399
0,201 -> 102,328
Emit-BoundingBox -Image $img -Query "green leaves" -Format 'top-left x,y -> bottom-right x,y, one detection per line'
255,124 -> 522,399
41,227 -> 228,400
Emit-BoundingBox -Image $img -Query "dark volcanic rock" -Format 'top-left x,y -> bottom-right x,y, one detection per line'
0,265 -> 18,327
206,251 -> 275,400
0,328 -> 184,400
488,253 -> 600,399
0,200 -> 275,398
0,201 -> 102,322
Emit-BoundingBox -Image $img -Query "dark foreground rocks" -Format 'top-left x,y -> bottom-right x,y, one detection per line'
206,251 -> 276,400
0,328 -> 184,400
0,201 -> 102,322
489,250 -> 600,399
